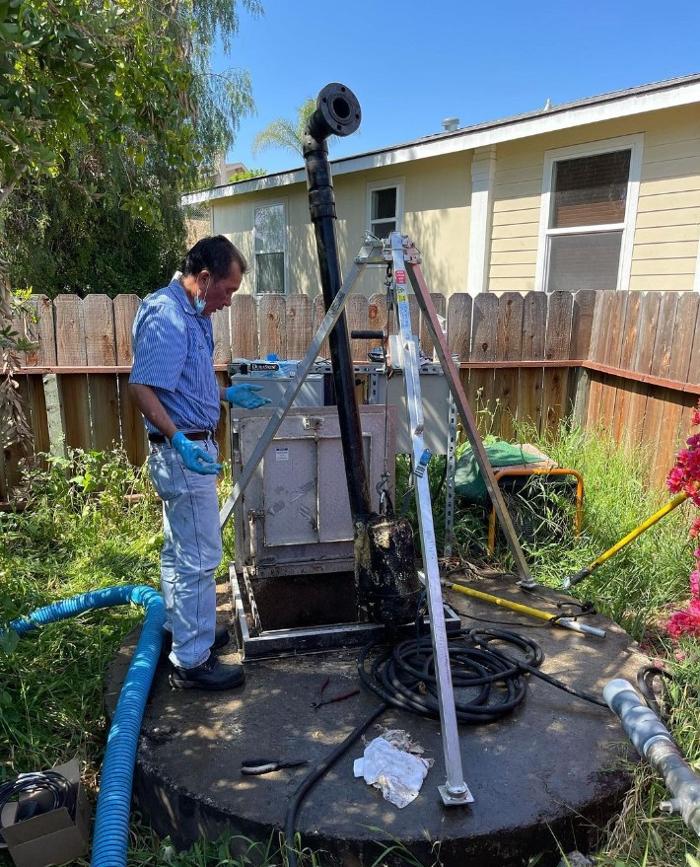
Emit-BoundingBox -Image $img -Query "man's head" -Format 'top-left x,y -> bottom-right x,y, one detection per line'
181,235 -> 248,316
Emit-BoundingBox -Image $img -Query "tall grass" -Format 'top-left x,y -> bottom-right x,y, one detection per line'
525,422 -> 694,638
397,421 -> 695,640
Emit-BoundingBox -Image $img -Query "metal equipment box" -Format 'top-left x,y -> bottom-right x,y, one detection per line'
227,404 -> 463,659
228,359 -> 325,408
374,366 -> 453,455
230,405 -> 395,578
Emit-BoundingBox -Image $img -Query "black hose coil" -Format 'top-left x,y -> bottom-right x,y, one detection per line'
358,627 -> 604,722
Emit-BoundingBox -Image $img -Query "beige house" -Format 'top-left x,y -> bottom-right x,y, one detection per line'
182,74 -> 700,298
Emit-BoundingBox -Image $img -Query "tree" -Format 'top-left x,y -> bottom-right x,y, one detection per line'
0,0 -> 262,297
252,97 -> 317,158
0,0 -> 261,460
0,0 -> 261,212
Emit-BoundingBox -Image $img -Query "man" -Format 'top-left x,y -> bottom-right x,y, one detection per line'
129,235 -> 270,690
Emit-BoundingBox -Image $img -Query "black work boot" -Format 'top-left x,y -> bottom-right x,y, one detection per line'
161,624 -> 230,660
169,655 -> 245,691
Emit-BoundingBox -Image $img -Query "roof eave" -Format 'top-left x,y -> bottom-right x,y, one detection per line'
181,75 -> 700,206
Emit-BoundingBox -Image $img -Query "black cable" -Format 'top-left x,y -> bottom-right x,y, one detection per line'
0,771 -> 75,826
358,627 -> 606,719
284,703 -> 386,867
469,629 -> 606,708
637,664 -> 674,721
456,609 -> 552,629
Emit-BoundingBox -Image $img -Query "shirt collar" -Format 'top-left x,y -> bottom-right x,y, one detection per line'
168,272 -> 197,317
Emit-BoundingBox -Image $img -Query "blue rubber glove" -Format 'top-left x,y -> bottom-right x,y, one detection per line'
224,384 -> 272,409
171,432 -> 222,475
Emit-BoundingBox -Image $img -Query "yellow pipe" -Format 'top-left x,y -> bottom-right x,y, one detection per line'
447,582 -> 553,621
445,581 -> 606,637
563,491 -> 690,589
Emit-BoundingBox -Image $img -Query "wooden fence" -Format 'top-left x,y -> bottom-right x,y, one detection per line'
3,289 -> 699,499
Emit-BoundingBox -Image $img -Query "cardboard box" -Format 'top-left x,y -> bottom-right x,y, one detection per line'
0,760 -> 90,867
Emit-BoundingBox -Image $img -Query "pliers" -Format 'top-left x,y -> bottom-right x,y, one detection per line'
240,758 -> 308,776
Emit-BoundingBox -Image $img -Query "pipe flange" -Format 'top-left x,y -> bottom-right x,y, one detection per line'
310,83 -> 361,140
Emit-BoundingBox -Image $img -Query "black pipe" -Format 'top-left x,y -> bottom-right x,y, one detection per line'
303,83 -> 370,518
303,84 -> 421,627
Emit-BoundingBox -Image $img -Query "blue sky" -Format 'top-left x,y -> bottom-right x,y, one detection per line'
215,0 -> 700,176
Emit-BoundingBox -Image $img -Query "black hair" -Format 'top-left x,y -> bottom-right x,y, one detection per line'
181,235 -> 248,279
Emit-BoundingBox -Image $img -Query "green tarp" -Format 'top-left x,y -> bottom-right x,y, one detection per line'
454,440 -> 543,505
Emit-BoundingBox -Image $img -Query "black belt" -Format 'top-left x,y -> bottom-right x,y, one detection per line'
148,430 -> 213,444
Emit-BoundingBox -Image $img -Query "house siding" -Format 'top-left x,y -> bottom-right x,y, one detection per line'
631,111 -> 700,290
210,104 -> 700,299
488,105 -> 700,292
212,153 -> 471,297
489,106 -> 700,292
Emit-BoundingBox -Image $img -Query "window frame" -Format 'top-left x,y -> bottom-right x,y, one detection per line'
534,134 -> 643,292
366,177 -> 405,239
252,199 -> 288,295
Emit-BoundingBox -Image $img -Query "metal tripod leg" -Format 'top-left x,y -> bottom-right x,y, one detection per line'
389,234 -> 473,806
401,235 -> 535,588
219,250 -> 371,530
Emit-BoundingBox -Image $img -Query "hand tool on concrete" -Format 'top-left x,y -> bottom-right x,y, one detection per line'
444,580 -> 606,638
562,491 -> 689,589
240,759 -> 308,776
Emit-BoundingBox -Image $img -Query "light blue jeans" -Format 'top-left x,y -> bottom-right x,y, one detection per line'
147,435 -> 222,669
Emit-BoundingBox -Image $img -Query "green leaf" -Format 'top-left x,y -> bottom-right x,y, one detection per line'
0,629 -> 20,655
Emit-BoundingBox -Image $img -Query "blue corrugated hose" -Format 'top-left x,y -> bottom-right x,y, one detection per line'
10,585 -> 165,867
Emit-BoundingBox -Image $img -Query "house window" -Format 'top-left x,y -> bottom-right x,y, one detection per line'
367,180 -> 404,239
254,203 -> 286,294
536,136 -> 642,292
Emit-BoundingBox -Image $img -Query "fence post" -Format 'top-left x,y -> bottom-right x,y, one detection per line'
518,291 -> 546,434
43,373 -> 67,459
569,290 -> 598,427
468,293 -> 498,431
495,292 -> 524,440
114,294 -> 148,465
542,291 -> 574,434
85,294 -> 120,451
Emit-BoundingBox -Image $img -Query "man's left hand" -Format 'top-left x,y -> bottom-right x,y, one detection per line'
224,384 -> 272,409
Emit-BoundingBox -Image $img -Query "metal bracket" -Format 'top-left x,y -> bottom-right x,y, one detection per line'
438,783 -> 475,806
302,416 -> 324,431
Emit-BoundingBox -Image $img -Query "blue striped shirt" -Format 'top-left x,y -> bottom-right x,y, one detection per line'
129,278 -> 220,434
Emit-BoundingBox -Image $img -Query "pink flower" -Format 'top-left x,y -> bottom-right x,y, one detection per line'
664,399 -> 700,641
691,570 -> 700,599
667,603 -> 700,638
674,649 -> 688,662
667,466 -> 685,492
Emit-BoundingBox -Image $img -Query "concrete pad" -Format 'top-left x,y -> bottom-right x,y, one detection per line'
106,578 -> 647,866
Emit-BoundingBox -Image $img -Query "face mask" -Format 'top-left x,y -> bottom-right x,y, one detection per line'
194,278 -> 210,315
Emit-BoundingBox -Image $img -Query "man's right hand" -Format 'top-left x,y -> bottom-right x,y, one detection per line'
171,432 -> 222,475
